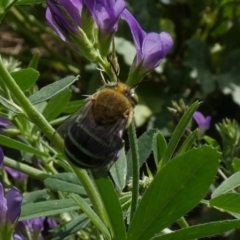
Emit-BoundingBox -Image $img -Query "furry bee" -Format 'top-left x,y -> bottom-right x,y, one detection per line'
58,81 -> 137,176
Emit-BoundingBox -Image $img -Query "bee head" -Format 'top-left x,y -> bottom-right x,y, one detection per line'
104,82 -> 138,107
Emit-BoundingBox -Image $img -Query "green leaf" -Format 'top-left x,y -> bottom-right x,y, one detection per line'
94,177 -> 126,240
1,0 -> 8,7
210,193 -> 240,213
212,172 -> 240,198
28,52 -> 39,70
127,145 -> 220,240
42,88 -> 71,122
20,199 -> 79,220
152,131 -> 167,165
232,157 -> 240,172
203,135 -> 220,148
127,129 -> 158,181
44,173 -> 86,196
110,149 -> 127,190
178,129 -> 198,155
11,68 -> 39,91
29,75 -> 79,105
52,214 -> 89,240
0,95 -> 22,113
0,135 -> 48,157
152,219 -> 240,240
160,101 -> 200,168
16,0 -> 44,4
71,194 -> 111,240
22,190 -> 49,205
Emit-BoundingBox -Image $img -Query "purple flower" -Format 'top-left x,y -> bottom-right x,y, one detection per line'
14,217 -> 57,240
0,148 -> 28,180
121,9 -> 173,84
84,0 -> 125,34
46,0 -> 83,42
193,111 -> 211,132
84,0 -> 125,55
0,183 -> 23,238
46,0 -> 100,61
0,117 -> 12,128
5,167 -> 28,181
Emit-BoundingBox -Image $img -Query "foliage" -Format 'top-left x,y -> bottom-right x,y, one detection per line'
1,0 -> 240,240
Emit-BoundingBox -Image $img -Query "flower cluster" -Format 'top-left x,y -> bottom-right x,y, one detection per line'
0,180 -> 23,240
46,0 -> 173,85
0,148 -> 56,239
14,217 -> 57,240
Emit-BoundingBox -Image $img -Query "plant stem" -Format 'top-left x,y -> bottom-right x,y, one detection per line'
177,217 -> 198,240
72,167 -> 106,222
4,157 -> 49,181
128,121 -> 139,220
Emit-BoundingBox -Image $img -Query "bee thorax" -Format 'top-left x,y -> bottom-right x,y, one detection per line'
92,87 -> 133,124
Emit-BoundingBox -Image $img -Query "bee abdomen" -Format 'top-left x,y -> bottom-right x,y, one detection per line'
64,120 -> 123,169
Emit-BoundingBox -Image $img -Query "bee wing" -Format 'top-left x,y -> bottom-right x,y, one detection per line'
57,100 -> 91,138
58,97 -> 128,177
87,118 -> 126,177
65,106 -> 127,164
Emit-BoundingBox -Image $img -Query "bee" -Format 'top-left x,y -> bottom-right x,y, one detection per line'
58,81 -> 138,176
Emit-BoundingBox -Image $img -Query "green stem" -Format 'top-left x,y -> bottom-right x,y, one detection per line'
0,59 -> 105,223
177,217 -> 198,240
177,217 -> 190,228
128,121 -> 139,220
72,167 -> 106,222
218,168 -> 228,180
0,0 -> 18,23
4,157 -> 49,181
96,55 -> 117,82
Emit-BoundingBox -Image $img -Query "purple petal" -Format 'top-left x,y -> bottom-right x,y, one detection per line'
203,116 -> 212,131
5,167 -> 28,180
141,33 -> 164,68
141,32 -> 173,69
122,9 -> 173,71
46,0 -> 83,40
15,221 -> 27,234
0,183 -> 7,224
58,0 -> 82,25
46,8 -> 66,41
47,217 -> 57,228
193,111 -> 206,126
0,148 -> 4,168
159,32 -> 174,56
13,234 -> 23,240
85,0 -> 125,34
6,188 -> 23,223
193,111 -> 211,131
30,217 -> 45,232
121,9 -> 146,53
83,0 -> 94,11
0,117 -> 12,128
